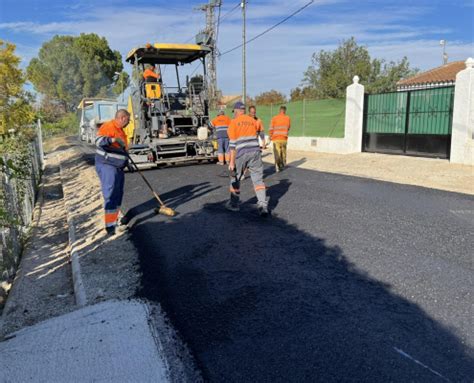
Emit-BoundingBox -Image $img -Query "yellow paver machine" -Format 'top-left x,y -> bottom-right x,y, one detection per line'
125,43 -> 218,167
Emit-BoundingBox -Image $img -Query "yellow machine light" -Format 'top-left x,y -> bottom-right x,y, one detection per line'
145,83 -> 161,99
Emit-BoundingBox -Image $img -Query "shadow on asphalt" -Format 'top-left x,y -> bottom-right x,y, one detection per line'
129,195 -> 473,382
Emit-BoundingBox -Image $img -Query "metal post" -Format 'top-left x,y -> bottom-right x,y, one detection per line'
241,0 -> 246,105
121,76 -> 124,102
37,119 -> 44,169
302,98 -> 306,136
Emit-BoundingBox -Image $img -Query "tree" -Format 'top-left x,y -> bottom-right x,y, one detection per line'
254,90 -> 287,105
302,37 -> 417,98
290,86 -> 317,102
27,33 -> 127,111
303,37 -> 371,99
0,40 -> 34,134
366,57 -> 418,93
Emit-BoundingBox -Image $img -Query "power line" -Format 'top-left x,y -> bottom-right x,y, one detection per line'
215,1 -> 222,48
219,0 -> 314,57
219,2 -> 241,22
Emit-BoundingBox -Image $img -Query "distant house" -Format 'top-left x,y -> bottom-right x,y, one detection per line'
397,61 -> 465,91
218,95 -> 241,109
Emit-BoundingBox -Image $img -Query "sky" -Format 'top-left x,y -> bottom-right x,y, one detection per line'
0,0 -> 473,97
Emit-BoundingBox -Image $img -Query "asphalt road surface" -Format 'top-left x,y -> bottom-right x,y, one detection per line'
121,157 -> 473,382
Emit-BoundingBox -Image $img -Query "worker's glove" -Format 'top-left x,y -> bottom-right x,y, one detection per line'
113,137 -> 126,148
126,163 -> 135,173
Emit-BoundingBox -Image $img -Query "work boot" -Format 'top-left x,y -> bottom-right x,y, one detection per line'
105,226 -> 116,236
257,205 -> 269,217
225,200 -> 240,212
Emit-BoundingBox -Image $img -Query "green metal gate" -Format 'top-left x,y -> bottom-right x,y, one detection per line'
363,86 -> 454,158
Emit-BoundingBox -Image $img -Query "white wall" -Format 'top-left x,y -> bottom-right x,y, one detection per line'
450,58 -> 474,165
286,76 -> 365,154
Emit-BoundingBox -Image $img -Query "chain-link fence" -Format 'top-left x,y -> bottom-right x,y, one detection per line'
0,125 -> 43,282
211,98 -> 346,138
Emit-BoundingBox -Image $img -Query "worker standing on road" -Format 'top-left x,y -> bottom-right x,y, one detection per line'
270,106 -> 291,172
211,110 -> 232,165
227,102 -> 268,216
95,109 -> 131,235
249,105 -> 266,149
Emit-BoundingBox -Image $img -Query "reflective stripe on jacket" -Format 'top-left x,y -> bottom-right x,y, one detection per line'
228,114 -> 260,158
270,114 -> 291,141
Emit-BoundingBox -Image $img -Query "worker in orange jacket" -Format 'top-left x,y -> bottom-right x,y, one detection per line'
269,106 -> 291,172
211,110 -> 232,165
249,105 -> 266,149
227,101 -> 268,216
95,109 -> 131,235
143,64 -> 160,82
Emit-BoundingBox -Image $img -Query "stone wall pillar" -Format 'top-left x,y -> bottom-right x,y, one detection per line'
450,58 -> 474,165
344,76 -> 365,153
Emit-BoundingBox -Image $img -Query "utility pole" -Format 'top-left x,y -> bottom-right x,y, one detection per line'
440,40 -> 448,65
241,0 -> 247,105
196,0 -> 221,108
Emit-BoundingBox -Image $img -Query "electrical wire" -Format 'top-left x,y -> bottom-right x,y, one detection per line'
215,1 -> 222,48
219,0 -> 314,57
219,2 -> 241,23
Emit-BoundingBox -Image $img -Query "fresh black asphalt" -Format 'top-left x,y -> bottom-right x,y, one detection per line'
120,157 -> 473,382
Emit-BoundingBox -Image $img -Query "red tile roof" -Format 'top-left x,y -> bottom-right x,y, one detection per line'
397,61 -> 465,86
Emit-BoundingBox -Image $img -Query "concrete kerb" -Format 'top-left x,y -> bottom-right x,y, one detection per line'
57,154 -> 87,307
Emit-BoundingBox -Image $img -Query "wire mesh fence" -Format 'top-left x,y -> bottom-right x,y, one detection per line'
211,98 -> 346,138
0,125 -> 43,282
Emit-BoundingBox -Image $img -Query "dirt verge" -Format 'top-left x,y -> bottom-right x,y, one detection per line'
263,149 -> 474,195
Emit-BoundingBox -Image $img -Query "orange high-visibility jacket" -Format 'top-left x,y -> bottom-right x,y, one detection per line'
270,114 -> 291,141
143,69 -> 159,80
96,120 -> 128,150
228,114 -> 264,157
211,115 -> 232,138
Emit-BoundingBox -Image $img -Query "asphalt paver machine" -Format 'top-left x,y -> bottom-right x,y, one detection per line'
124,43 -> 218,167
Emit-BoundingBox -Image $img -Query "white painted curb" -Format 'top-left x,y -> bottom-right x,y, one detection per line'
57,155 -> 87,307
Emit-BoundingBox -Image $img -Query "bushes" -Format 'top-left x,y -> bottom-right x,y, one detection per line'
42,112 -> 79,137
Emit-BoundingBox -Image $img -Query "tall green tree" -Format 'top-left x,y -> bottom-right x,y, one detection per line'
0,40 -> 34,134
27,33 -> 127,111
302,37 -> 417,98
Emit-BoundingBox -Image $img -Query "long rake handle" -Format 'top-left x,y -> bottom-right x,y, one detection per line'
128,155 -> 166,207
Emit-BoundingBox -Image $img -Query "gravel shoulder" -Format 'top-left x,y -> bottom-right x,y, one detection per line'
263,148 -> 474,195
1,152 -> 75,336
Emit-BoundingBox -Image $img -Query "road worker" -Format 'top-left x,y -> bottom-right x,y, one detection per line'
270,106 -> 291,172
249,105 -> 266,149
227,101 -> 268,216
143,64 -> 160,82
211,110 -> 232,165
95,109 -> 131,235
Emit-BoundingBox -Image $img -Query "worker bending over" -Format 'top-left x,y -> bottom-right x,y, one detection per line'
227,102 -> 268,216
270,106 -> 291,172
211,110 -> 232,165
95,109 -> 131,235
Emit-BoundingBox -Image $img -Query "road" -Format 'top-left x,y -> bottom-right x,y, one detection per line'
121,157 -> 473,382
